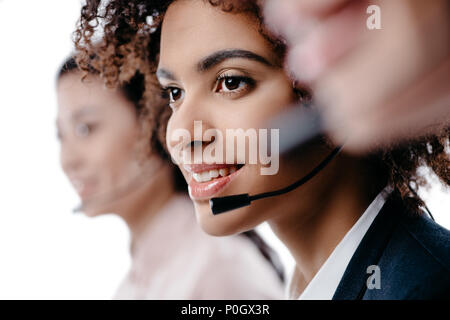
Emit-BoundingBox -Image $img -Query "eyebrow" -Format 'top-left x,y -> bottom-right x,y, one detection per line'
156,49 -> 275,81
156,68 -> 177,81
197,49 -> 274,72
71,107 -> 98,121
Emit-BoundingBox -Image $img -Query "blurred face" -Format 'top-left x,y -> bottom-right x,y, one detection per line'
159,0 -> 334,235
57,73 -> 143,216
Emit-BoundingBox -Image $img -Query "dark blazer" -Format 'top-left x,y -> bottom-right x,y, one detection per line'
332,192 -> 450,300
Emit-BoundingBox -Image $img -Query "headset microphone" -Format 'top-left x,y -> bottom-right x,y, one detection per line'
210,145 -> 343,215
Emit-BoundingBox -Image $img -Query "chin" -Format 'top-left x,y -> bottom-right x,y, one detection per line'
81,198 -> 117,218
193,200 -> 259,236
82,206 -> 109,218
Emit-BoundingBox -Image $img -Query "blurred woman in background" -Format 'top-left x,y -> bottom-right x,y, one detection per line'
56,57 -> 284,299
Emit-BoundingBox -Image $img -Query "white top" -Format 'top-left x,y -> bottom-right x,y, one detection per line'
292,187 -> 392,300
114,195 -> 284,299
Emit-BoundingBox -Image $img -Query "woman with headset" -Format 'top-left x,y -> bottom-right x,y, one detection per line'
74,0 -> 449,299
56,56 -> 284,299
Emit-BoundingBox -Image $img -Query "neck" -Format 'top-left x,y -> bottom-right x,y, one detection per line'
268,155 -> 378,296
119,163 -> 175,256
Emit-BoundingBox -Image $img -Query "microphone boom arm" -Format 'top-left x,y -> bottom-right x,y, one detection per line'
210,145 -> 343,215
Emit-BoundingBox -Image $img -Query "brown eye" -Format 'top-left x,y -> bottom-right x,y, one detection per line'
168,87 -> 184,103
216,75 -> 255,94
223,77 -> 241,90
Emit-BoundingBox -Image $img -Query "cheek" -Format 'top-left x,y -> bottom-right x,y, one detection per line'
255,77 -> 296,119
221,77 -> 295,130
166,113 -> 185,163
94,128 -> 140,183
166,116 -> 175,155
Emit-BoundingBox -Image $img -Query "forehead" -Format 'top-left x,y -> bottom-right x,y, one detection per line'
57,73 -> 131,120
58,73 -> 104,103
159,0 -> 277,69
57,74 -> 100,116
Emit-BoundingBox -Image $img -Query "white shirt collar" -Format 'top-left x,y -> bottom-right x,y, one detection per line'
294,186 -> 392,300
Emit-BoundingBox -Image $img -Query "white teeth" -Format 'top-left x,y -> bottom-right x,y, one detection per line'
193,173 -> 202,182
201,171 -> 210,182
210,169 -> 219,179
192,166 -> 239,182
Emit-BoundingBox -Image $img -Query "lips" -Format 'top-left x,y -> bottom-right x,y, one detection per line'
68,176 -> 97,200
184,163 -> 244,200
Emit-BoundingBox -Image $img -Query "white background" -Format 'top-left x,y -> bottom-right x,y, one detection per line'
0,0 -> 448,299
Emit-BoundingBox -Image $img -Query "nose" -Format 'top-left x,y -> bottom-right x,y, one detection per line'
60,139 -> 84,177
166,94 -> 219,164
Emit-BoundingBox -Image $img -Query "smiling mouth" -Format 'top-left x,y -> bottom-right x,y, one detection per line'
70,178 -> 97,200
191,164 -> 244,183
184,163 -> 245,200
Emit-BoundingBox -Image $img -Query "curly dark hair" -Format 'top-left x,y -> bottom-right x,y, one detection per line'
73,0 -> 449,216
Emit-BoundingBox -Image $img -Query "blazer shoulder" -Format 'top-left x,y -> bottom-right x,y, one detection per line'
333,194 -> 450,300
360,198 -> 450,299
398,210 -> 450,273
